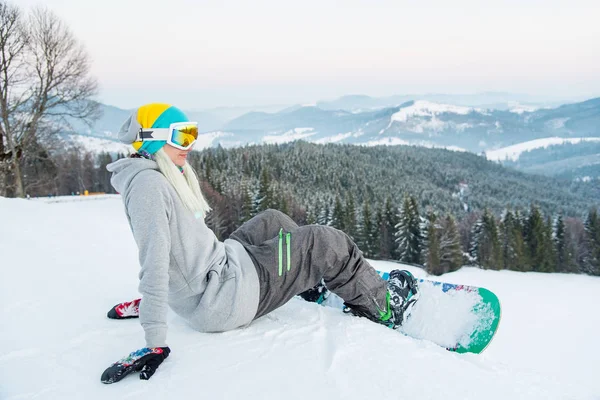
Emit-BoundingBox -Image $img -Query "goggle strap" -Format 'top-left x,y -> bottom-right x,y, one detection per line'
138,128 -> 169,141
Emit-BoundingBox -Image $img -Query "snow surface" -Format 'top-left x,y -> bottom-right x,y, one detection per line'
314,132 -> 354,144
391,101 -> 477,123
262,128 -> 317,144
1,196 -> 599,400
485,137 -> 600,162
508,102 -> 542,114
377,101 -> 483,136
67,135 -> 132,155
364,138 -> 468,153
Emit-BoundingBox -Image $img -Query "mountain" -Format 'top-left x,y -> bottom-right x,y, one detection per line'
1,196 -> 598,399
315,92 -> 572,112
65,103 -> 295,140
494,139 -> 600,180
192,142 -> 600,217
219,97 -> 600,153
61,97 -> 600,181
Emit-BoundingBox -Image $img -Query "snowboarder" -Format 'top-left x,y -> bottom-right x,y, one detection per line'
101,103 -> 419,384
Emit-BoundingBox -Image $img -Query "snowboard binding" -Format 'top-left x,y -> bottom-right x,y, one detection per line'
298,279 -> 330,304
343,269 -> 419,328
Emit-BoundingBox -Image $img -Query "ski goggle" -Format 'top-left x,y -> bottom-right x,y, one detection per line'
138,122 -> 199,150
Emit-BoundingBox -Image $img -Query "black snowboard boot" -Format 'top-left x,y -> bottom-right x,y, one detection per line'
380,269 -> 419,328
343,269 -> 419,328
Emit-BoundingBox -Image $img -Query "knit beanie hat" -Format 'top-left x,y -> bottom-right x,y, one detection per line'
118,103 -> 189,155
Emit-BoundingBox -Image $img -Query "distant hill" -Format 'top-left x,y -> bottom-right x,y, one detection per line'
218,97 -> 600,153
499,140 -> 600,180
315,92 -> 573,111
191,141 -> 600,218
61,96 -> 600,181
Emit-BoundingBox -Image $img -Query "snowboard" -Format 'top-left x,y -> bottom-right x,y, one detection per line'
321,270 -> 502,354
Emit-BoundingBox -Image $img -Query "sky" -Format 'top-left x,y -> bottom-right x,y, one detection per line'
17,0 -> 600,109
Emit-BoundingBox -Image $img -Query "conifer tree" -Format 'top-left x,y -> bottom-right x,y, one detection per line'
305,203 -> 317,225
239,183 -> 253,223
439,214 -> 463,273
376,199 -> 396,260
375,205 -> 386,259
358,200 -> 374,257
331,195 -> 345,231
254,168 -> 273,214
386,197 -> 401,260
408,196 -> 423,264
563,217 -> 581,273
554,215 -> 567,272
395,196 -> 421,264
525,204 -> 547,272
539,216 -> 557,273
584,208 -> 600,275
423,211 -> 442,275
470,208 -> 502,269
500,210 -> 527,271
317,201 -> 331,226
514,209 -> 531,271
345,193 -> 357,240
395,196 -> 412,263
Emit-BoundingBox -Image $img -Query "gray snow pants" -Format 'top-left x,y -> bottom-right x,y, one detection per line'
229,209 -> 388,320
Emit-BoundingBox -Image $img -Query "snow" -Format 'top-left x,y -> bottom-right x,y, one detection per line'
486,137 -> 600,162
545,118 -> 570,130
365,137 -> 410,146
400,281 -> 486,348
378,101 -> 481,135
391,101 -> 476,123
194,131 -> 233,150
263,128 -> 317,144
314,132 -> 354,144
364,138 -> 467,153
67,135 -> 132,155
508,103 -> 542,114
1,196 -> 599,400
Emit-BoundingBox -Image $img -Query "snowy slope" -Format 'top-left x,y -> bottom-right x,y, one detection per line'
1,196 -> 599,400
390,101 -> 478,123
485,137 -> 600,162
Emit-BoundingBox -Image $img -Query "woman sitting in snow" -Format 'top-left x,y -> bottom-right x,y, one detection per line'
101,103 -> 419,384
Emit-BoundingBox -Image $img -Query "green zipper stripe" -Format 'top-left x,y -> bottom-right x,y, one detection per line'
278,228 -> 283,276
286,232 -> 291,271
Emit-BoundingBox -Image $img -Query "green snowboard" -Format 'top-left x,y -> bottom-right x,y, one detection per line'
321,270 -> 502,354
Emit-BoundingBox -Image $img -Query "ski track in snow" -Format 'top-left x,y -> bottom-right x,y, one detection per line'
1,196 -> 599,400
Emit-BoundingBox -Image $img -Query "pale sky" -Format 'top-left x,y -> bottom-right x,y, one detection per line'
19,0 -> 600,109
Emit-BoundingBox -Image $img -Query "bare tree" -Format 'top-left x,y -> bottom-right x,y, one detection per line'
0,2 -> 99,197
0,1 -> 28,196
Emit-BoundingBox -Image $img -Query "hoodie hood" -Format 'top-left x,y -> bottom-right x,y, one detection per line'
107,157 -> 160,195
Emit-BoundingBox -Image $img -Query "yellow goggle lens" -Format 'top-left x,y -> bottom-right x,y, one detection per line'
170,125 -> 198,149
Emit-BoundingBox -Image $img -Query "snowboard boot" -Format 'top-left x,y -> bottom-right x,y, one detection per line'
343,269 -> 419,328
107,298 -> 141,319
298,279 -> 330,304
380,269 -> 419,328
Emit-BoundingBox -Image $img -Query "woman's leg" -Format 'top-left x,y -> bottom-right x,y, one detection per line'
229,209 -> 298,246
246,224 -> 388,320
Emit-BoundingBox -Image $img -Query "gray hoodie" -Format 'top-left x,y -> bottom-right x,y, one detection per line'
107,158 -> 260,348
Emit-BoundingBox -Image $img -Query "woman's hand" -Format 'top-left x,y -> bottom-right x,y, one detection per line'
101,346 -> 170,384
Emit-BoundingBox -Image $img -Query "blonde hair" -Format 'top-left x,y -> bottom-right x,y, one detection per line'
154,149 -> 211,218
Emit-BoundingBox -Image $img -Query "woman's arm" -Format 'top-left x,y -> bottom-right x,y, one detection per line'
125,173 -> 173,348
